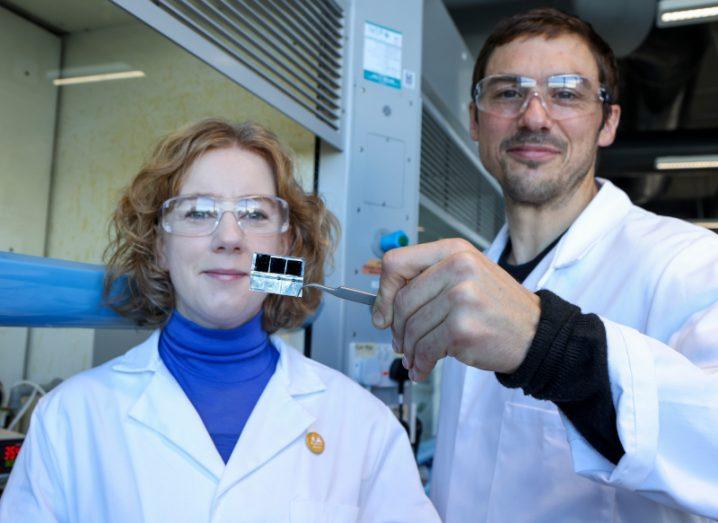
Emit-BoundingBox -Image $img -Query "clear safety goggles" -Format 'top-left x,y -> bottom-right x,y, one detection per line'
161,194 -> 289,237
473,74 -> 612,120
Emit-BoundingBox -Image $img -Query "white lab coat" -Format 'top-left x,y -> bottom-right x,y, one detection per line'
0,334 -> 439,523
431,179 -> 718,522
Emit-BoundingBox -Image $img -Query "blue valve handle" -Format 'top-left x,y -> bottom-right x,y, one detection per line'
380,230 -> 409,253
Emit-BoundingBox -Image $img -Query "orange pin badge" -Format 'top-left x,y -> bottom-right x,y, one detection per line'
305,431 -> 325,455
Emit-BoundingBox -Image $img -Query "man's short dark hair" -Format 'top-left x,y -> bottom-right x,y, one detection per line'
472,7 -> 619,105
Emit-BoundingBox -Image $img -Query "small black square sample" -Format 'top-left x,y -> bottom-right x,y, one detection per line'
254,254 -> 271,272
269,256 -> 287,274
285,259 -> 303,276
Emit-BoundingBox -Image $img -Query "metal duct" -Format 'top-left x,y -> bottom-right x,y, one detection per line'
420,106 -> 505,245
153,0 -> 344,130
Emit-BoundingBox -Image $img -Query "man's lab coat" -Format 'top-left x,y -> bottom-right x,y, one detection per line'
0,335 -> 439,523
431,180 -> 718,522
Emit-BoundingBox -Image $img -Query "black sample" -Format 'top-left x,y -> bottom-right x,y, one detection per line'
269,256 -> 287,274
254,254 -> 271,272
286,259 -> 303,276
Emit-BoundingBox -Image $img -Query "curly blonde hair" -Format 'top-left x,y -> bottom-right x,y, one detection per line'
103,119 -> 338,332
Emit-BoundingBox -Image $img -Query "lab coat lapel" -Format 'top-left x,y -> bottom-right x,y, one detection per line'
549,179 -> 633,270
124,338 -> 225,481
216,338 -> 324,496
486,180 -> 633,288
485,225 -> 509,263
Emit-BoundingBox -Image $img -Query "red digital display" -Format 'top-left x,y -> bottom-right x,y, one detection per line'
1,441 -> 22,474
4,444 -> 20,463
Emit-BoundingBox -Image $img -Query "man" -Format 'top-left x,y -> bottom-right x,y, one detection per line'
372,8 -> 718,522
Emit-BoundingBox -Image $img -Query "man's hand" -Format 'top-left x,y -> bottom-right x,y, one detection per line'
371,239 -> 541,381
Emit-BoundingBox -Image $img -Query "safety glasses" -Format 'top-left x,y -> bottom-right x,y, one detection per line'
161,194 -> 289,237
473,74 -> 612,120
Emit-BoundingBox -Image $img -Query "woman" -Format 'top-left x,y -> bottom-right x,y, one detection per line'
0,119 -> 439,522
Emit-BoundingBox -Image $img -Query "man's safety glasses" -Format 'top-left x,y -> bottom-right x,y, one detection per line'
473,74 -> 612,120
161,195 -> 289,237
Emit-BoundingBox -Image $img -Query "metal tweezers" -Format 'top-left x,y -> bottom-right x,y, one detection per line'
302,283 -> 376,306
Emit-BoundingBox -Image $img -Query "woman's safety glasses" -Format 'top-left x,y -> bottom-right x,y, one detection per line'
161,194 -> 289,237
473,74 -> 612,120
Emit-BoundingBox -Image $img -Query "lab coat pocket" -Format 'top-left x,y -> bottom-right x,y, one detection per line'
486,400 -> 614,523
290,499 -> 359,523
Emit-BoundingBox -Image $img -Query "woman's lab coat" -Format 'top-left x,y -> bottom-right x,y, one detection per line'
0,335 -> 439,523
431,180 -> 718,522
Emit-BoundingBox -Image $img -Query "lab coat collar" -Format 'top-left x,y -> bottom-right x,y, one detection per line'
485,226 -> 509,263
485,178 -> 632,270
111,331 -> 325,393
216,335 -> 324,497
111,330 -> 326,487
269,335 -> 327,396
111,329 -> 162,373
551,178 -> 632,269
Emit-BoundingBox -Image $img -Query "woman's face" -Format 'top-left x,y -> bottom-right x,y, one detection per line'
158,146 -> 287,329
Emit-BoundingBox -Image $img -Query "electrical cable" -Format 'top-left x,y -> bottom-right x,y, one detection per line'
5,380 -> 47,433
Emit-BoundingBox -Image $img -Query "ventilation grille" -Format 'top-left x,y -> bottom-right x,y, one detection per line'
154,0 -> 344,130
420,108 -> 504,241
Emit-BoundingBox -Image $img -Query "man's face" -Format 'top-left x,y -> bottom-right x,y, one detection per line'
470,34 -> 620,206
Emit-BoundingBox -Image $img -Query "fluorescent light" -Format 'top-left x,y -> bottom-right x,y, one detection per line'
53,70 -> 145,86
661,5 -> 718,22
658,0 -> 718,26
655,155 -> 718,170
693,220 -> 718,230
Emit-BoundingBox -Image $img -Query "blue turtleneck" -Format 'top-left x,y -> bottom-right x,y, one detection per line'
159,310 -> 279,463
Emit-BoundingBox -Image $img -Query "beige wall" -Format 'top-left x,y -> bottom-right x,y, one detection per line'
48,22 -> 315,264
0,6 -> 60,388
26,20 -> 315,383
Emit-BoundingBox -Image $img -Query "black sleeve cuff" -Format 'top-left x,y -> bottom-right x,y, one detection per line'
496,290 -> 581,397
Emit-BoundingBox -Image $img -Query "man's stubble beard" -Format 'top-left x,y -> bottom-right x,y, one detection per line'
497,140 -> 599,208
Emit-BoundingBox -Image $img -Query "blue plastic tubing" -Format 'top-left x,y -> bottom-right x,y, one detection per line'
0,251 -> 135,328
